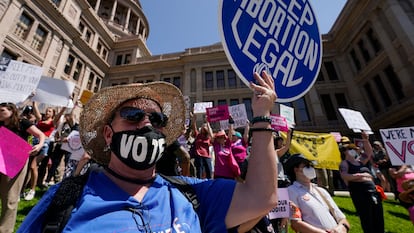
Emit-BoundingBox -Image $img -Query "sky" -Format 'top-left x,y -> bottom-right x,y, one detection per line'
140,0 -> 348,55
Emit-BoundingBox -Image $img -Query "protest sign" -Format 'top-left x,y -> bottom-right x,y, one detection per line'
31,76 -> 75,107
0,126 -> 32,178
0,58 -> 43,103
338,108 -> 373,134
270,114 -> 288,132
219,0 -> 322,102
330,132 -> 342,143
206,105 -> 230,122
269,188 -> 289,219
61,130 -> 85,161
280,104 -> 295,128
193,102 -> 213,114
79,89 -> 94,105
220,103 -> 248,130
380,127 -> 414,165
281,130 -> 341,170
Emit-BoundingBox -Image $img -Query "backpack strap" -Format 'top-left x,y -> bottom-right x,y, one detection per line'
42,172 -> 90,233
158,174 -> 200,212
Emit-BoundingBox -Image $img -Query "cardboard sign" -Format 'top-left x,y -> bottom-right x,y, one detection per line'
206,105 -> 230,122
269,188 -> 290,219
0,127 -> 32,178
219,0 -> 322,102
61,130 -> 85,161
219,103 -> 248,130
270,114 -> 289,132
380,127 -> 414,165
79,89 -> 94,105
0,58 -> 43,103
338,108 -> 373,134
193,102 -> 213,114
32,76 -> 76,107
280,104 -> 295,128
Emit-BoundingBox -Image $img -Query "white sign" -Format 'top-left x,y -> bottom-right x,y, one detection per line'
0,59 -> 43,103
220,103 -> 248,130
280,104 -> 295,128
338,108 -> 373,134
61,130 -> 85,161
193,102 -> 213,114
379,126 -> 414,165
269,188 -> 290,219
32,76 -> 76,107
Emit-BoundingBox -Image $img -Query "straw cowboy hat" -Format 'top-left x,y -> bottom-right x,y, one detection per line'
79,82 -> 185,165
399,179 -> 414,203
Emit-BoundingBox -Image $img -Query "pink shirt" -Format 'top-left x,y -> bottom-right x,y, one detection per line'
213,140 -> 240,179
231,139 -> 248,163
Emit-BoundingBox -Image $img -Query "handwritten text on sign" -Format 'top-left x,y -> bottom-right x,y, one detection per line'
380,127 -> 414,165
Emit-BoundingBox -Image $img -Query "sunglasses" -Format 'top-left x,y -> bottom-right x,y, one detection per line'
119,107 -> 168,127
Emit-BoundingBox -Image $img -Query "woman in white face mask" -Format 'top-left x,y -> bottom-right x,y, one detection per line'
285,154 -> 350,233
339,132 -> 384,233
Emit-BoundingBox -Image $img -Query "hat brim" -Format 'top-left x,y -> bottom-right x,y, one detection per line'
284,155 -> 311,174
79,82 -> 185,165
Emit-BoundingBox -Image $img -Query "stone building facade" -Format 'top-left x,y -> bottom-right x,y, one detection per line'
0,0 -> 413,137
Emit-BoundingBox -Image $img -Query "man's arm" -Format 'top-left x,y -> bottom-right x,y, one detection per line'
225,71 -> 278,228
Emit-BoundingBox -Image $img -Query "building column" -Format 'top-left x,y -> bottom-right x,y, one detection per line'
0,0 -> 21,48
109,0 -> 117,23
81,66 -> 91,90
135,18 -> 141,36
94,0 -> 101,13
124,8 -> 131,32
42,34 -> 60,76
53,41 -> 70,78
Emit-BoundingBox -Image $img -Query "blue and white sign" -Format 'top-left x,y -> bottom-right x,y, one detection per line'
219,0 -> 322,102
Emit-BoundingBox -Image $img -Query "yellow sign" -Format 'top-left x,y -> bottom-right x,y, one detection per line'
281,130 -> 341,170
79,89 -> 93,105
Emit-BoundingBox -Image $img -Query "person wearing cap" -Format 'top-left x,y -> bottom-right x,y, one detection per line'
212,129 -> 241,180
18,71 -> 278,232
339,131 -> 384,233
285,154 -> 350,233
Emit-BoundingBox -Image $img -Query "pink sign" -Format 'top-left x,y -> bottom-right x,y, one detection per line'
0,126 -> 32,178
206,105 -> 230,122
270,114 -> 289,132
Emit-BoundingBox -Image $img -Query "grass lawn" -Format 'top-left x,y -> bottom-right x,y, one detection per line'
11,189 -> 413,232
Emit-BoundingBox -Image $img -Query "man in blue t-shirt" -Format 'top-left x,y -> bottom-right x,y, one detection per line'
18,72 -> 278,233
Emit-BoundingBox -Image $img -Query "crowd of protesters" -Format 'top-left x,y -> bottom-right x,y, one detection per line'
1,76 -> 413,232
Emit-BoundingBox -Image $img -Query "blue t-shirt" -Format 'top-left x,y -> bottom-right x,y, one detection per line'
18,170 -> 236,232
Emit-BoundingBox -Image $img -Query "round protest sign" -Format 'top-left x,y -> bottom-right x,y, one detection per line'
219,0 -> 322,102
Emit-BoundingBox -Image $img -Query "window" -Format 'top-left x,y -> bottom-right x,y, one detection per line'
115,55 -> 123,65
363,83 -> 380,112
335,93 -> 349,108
367,28 -> 382,53
1,50 -> 17,60
324,61 -> 338,80
384,65 -> 404,100
216,70 -> 225,89
358,39 -> 371,63
242,98 -> 253,120
218,99 -> 227,106
295,98 -> 311,122
317,71 -> 325,82
14,12 -> 33,39
228,69 -> 237,88
124,54 -> 131,64
230,99 -> 239,106
87,72 -> 95,90
350,49 -> 361,71
173,76 -> 181,88
73,61 -> 83,81
205,71 -> 213,90
163,77 -> 171,83
52,0 -> 61,7
320,94 -> 337,120
373,75 -> 392,107
31,26 -> 48,51
94,78 -> 101,92
64,55 -> 75,75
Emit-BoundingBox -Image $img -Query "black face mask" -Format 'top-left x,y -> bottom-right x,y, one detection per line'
110,126 -> 166,170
